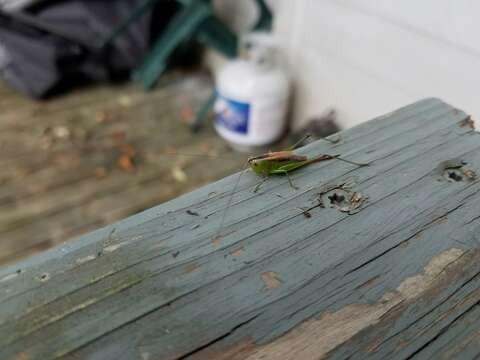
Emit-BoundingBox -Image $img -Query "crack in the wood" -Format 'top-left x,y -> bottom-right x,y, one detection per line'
464,214 -> 480,226
431,251 -> 471,281
405,300 -> 480,360
278,275 -> 360,325
351,129 -> 475,187
343,202 -> 466,277
246,268 -> 361,339
175,313 -> 260,360
368,263 -> 480,356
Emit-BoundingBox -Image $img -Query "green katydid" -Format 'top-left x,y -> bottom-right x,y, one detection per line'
169,134 -> 368,241
167,134 -> 367,192
246,135 -> 369,192
211,135 -> 368,239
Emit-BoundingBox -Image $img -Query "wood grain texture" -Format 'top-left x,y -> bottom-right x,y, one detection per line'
0,98 -> 479,359
0,73 -> 246,265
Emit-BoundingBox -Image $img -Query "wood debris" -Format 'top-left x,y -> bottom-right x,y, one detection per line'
172,166 -> 187,183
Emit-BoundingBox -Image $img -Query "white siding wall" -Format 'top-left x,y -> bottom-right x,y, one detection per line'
275,0 -> 480,129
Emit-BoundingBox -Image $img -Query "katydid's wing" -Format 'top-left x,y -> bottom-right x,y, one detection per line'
263,151 -> 308,162
247,151 -> 292,162
271,160 -> 311,173
271,154 -> 336,174
287,134 -> 312,151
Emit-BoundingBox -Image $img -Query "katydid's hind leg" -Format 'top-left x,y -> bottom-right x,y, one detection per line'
288,134 -> 311,151
254,177 -> 268,193
287,172 -> 299,190
323,154 -> 369,167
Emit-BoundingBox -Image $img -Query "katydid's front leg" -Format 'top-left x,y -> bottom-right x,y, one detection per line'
254,177 -> 268,193
282,170 -> 298,190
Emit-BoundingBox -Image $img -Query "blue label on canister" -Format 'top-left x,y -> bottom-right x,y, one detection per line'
214,95 -> 250,134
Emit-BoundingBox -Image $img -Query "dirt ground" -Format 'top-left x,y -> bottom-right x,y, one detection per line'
0,71 -> 247,265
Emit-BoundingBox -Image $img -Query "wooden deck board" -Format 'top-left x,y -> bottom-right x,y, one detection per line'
0,98 -> 479,359
0,72 -> 246,265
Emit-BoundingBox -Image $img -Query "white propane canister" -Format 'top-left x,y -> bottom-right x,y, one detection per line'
214,33 -> 290,151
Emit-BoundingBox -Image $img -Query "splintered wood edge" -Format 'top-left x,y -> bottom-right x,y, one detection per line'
210,248 -> 467,360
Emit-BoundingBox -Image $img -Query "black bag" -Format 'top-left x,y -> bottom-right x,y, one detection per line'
0,0 -> 174,98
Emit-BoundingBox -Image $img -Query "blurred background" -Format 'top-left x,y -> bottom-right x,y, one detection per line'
0,0 -> 478,265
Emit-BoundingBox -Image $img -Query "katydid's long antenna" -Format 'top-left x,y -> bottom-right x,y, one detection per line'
163,151 -> 238,160
290,133 -> 341,151
214,161 -> 249,242
289,134 -> 312,151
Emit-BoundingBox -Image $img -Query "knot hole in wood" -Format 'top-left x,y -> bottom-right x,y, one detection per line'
327,190 -> 348,208
445,168 -> 464,182
439,160 -> 477,183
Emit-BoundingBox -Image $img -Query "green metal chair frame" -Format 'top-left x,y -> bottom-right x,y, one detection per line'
104,0 -> 272,131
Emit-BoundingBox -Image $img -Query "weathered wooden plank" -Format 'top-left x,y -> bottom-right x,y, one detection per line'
0,71 -> 191,130
0,73 -> 246,264
0,75 -> 211,169
0,98 -> 479,359
0,147 -> 243,265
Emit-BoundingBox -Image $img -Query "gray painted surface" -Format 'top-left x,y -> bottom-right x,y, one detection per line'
0,98 -> 479,359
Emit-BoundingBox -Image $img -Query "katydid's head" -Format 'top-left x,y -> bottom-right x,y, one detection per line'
248,157 -> 268,175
